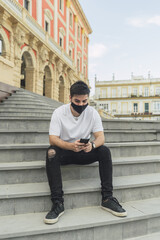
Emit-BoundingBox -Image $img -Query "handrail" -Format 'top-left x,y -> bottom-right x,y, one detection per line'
0,82 -> 18,102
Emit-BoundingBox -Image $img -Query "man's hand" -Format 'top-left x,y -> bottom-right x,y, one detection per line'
82,142 -> 92,153
71,140 -> 86,152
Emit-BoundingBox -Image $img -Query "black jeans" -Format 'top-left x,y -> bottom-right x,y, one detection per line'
46,145 -> 113,203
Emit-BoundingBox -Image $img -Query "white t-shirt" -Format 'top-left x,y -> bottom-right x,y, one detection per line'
49,103 -> 103,143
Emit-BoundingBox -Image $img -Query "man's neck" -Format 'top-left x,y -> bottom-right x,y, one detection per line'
70,104 -> 80,117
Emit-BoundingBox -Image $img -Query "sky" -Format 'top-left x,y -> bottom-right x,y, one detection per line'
78,0 -> 160,95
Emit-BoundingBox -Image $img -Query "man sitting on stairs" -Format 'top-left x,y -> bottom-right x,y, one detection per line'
44,80 -> 127,224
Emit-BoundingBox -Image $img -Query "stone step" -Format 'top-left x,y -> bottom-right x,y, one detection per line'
1,129 -> 160,144
0,118 -> 50,130
1,142 -> 160,162
1,98 -> 51,104
127,232 -> 160,240
0,112 -> 52,117
0,173 -> 160,216
0,107 -> 54,113
0,117 -> 160,131
106,130 -> 160,142
0,197 -> 159,239
8,94 -> 37,99
0,156 -> 160,184
102,119 -> 160,130
0,102 -> 53,108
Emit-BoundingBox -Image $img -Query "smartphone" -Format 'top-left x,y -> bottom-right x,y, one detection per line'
80,138 -> 90,144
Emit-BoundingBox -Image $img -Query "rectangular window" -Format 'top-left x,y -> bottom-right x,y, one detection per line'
144,87 -> 149,96
59,36 -> 63,47
154,102 -> 160,112
77,58 -> 80,72
145,103 -> 149,113
112,103 -> 117,113
84,35 -> 86,49
101,89 -> 106,98
45,21 -> 49,32
104,104 -> 108,111
133,103 -> 138,113
83,65 -> 86,77
78,25 -> 81,40
133,88 -> 138,96
156,87 -> 160,96
112,88 -> 116,97
24,0 -> 29,11
122,88 -> 127,97
122,103 -> 128,113
59,0 -> 64,14
69,11 -> 73,28
69,49 -> 72,58
0,39 -> 2,55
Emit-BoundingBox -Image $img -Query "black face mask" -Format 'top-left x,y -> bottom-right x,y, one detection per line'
71,102 -> 88,114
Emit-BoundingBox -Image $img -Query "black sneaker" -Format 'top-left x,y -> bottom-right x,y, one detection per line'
101,197 -> 127,217
44,201 -> 64,224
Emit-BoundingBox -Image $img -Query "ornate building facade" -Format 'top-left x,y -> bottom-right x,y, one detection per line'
95,74 -> 160,120
0,0 -> 92,103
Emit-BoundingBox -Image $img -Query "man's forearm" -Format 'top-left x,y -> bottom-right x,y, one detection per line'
93,135 -> 105,148
49,136 -> 73,150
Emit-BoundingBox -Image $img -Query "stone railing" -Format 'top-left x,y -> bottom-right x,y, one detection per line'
0,82 -> 18,102
98,109 -> 114,119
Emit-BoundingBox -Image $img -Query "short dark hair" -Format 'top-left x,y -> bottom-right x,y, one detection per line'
70,81 -> 90,98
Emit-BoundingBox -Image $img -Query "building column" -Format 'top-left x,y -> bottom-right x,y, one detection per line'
25,66 -> 35,92
82,28 -> 84,75
37,0 -> 42,26
54,0 -> 58,43
66,0 -> 71,54
74,15 -> 78,67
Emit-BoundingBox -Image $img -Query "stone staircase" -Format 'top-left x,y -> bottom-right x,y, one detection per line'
0,88 -> 160,240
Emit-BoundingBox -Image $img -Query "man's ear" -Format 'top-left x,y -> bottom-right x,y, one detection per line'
69,95 -> 71,102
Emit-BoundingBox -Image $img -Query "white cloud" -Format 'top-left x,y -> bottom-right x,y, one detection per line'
127,15 -> 160,27
127,17 -> 146,27
89,43 -> 108,58
147,16 -> 160,26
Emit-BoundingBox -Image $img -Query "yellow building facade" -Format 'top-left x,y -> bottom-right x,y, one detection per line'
95,75 -> 160,120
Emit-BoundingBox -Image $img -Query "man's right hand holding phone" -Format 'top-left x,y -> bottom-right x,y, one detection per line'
71,139 -> 92,152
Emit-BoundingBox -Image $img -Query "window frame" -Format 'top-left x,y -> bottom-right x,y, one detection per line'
144,103 -> 149,113
77,24 -> 81,40
59,0 -> 64,14
24,0 -> 32,14
0,38 -> 3,56
133,103 -> 138,113
77,56 -> 80,72
69,10 -> 73,29
59,32 -> 64,48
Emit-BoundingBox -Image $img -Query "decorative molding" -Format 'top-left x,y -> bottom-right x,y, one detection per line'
59,27 -> 66,36
44,9 -> 53,21
69,41 -> 74,49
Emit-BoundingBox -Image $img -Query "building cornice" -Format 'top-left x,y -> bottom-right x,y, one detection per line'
71,0 -> 92,34
96,81 -> 160,88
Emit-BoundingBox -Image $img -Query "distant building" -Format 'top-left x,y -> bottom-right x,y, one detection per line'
95,74 -> 160,120
0,0 -> 92,103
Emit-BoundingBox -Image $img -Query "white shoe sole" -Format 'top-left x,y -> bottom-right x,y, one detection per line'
44,211 -> 64,224
101,206 -> 127,217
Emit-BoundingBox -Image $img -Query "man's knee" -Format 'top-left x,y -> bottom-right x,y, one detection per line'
98,145 -> 111,157
48,149 -> 56,159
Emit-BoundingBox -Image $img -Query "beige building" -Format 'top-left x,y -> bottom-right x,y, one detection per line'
95,74 -> 160,120
0,0 -> 92,103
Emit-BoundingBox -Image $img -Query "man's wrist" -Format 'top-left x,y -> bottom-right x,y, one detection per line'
91,141 -> 96,149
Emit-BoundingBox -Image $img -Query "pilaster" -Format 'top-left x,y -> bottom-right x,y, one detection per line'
54,0 -> 58,43
74,15 -> 78,67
